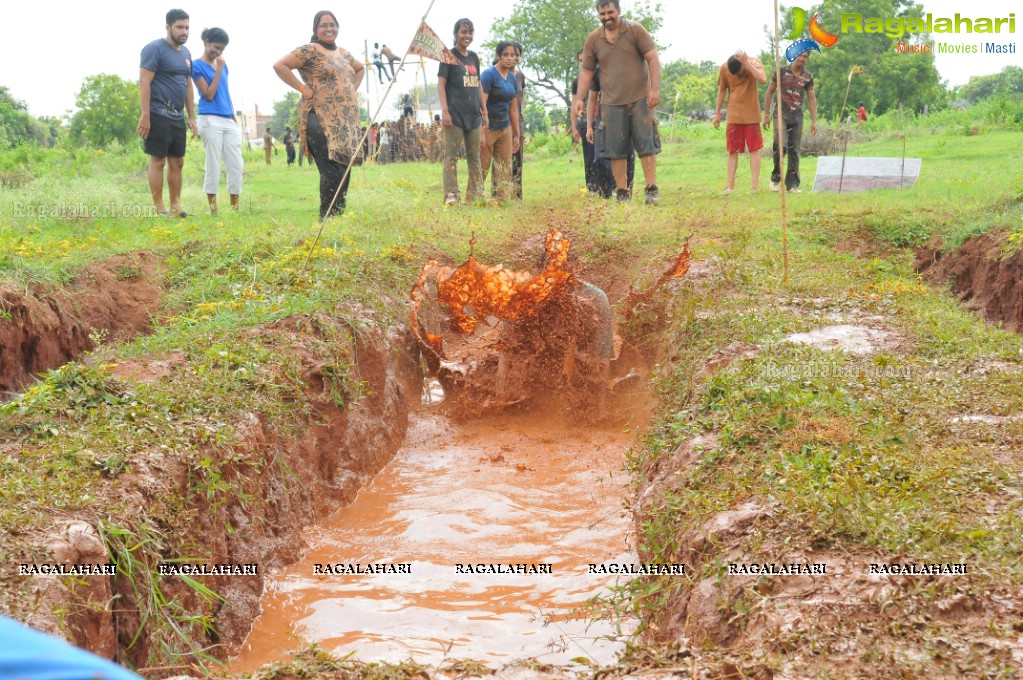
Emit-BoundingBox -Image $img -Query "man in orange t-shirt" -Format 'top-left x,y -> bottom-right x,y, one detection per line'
713,51 -> 767,193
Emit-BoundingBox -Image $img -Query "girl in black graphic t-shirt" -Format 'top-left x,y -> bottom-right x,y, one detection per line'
438,18 -> 484,205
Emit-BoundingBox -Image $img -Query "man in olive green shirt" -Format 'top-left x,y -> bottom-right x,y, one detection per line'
574,0 -> 662,205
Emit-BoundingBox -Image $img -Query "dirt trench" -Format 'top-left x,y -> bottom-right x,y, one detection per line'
231,405 -> 644,671
915,230 -> 1023,332
0,251 -> 164,395
226,239 -> 678,671
14,312 -> 422,672
11,235 -> 694,676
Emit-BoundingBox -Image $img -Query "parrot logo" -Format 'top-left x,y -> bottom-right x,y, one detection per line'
785,7 -> 839,62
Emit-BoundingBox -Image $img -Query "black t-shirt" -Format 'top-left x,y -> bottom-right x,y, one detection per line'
439,50 -> 482,131
140,38 -> 192,119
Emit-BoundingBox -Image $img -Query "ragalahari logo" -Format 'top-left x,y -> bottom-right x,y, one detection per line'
785,7 -> 840,61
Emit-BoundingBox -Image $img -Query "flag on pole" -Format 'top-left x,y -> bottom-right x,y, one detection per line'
409,22 -> 460,65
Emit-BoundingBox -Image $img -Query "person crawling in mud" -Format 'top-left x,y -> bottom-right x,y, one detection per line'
500,250 -> 616,418
410,233 -> 618,419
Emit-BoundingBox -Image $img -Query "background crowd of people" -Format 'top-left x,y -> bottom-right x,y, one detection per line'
136,1 -> 673,219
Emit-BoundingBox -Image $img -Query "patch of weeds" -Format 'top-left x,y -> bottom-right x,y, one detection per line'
865,210 -> 936,247
99,519 -> 225,673
93,452 -> 128,477
248,644 -> 435,680
1003,229 -> 1023,258
116,265 -> 143,281
322,360 -> 364,409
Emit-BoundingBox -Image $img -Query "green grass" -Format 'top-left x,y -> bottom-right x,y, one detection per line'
1,119 -> 1023,674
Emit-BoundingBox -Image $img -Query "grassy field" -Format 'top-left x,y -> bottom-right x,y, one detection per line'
1,118 -> 1022,675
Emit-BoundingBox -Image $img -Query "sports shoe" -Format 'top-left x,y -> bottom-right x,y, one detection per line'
644,184 -> 659,205
769,181 -> 780,192
789,187 -> 802,194
444,192 -> 458,206
616,188 -> 631,203
720,187 -> 734,195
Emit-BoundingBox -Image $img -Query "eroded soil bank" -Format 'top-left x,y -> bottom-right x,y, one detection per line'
0,252 -> 163,395
915,230 -> 1023,332
3,311 -> 422,672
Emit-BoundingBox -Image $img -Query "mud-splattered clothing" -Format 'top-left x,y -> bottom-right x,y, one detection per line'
580,19 -> 656,106
438,49 -> 483,131
767,65 -> 813,121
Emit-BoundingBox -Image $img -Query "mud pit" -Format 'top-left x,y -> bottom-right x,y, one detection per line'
230,233 -> 685,671
231,402 -> 643,670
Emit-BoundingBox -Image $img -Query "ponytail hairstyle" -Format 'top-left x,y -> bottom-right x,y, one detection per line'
453,18 -> 474,37
201,27 -> 229,44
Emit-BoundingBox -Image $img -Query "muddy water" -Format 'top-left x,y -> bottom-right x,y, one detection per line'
231,391 -> 642,670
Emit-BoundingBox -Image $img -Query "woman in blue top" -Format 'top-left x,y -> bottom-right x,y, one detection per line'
480,41 -> 521,202
192,27 -> 243,215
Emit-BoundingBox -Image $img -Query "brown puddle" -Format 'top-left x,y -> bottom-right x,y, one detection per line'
230,388 -> 644,671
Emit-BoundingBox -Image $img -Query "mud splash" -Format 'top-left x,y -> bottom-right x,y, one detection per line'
231,401 -> 643,670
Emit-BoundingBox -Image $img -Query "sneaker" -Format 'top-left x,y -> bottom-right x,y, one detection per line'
769,181 -> 780,192
644,184 -> 659,205
720,187 -> 734,195
616,188 -> 631,203
789,187 -> 802,194
444,192 -> 458,206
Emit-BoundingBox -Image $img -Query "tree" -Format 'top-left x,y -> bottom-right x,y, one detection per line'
0,86 -> 53,149
489,0 -> 663,112
270,91 -> 300,140
69,74 -> 138,147
522,100 -> 551,134
958,66 -> 1023,104
660,60 -> 719,118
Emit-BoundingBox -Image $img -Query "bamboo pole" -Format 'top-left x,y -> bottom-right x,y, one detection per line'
773,0 -> 789,282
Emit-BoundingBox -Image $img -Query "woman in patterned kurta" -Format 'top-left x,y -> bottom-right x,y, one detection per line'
273,11 -> 365,219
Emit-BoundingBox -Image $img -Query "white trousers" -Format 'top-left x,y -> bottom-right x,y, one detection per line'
197,115 -> 243,195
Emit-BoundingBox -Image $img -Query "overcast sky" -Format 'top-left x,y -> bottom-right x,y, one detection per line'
1,0 -> 1017,119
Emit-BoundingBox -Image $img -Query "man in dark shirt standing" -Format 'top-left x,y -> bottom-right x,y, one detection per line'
763,50 -> 817,193
575,0 -> 661,205
283,126 -> 297,166
137,9 -> 198,217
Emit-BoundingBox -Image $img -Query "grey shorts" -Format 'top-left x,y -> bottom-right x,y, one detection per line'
599,99 -> 660,159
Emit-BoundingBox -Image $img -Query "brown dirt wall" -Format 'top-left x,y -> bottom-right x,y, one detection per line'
0,251 -> 164,394
915,230 -> 1023,332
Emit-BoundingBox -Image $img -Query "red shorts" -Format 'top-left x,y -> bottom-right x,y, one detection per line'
726,123 -> 763,154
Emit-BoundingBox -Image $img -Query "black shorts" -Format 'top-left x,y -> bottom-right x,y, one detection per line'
144,112 -> 187,158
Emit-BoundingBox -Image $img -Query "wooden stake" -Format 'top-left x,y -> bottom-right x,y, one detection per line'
773,0 -> 789,282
